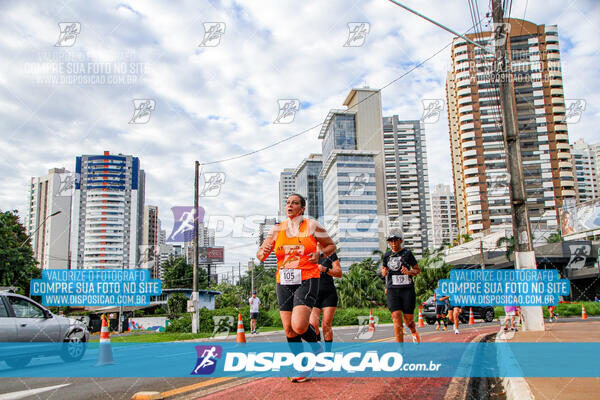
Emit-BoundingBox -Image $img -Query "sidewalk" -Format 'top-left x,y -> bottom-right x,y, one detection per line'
498,320 -> 600,400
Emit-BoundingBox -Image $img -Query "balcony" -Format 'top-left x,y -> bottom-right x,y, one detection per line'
459,105 -> 473,114
455,53 -> 469,62
463,149 -> 477,156
555,134 -> 569,141
461,122 -> 475,130
458,97 -> 473,107
458,88 -> 472,97
553,106 -> 566,113
555,124 -> 567,131
464,167 -> 479,175
551,97 -> 564,105
546,44 -> 560,51
454,45 -> 468,55
459,114 -> 474,123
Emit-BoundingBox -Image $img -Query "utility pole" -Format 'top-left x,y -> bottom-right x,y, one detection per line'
492,0 -> 543,331
480,239 -> 485,269
238,262 -> 241,285
248,260 -> 254,293
192,161 -> 200,334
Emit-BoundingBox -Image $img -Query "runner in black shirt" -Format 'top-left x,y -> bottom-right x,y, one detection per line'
310,249 -> 342,351
382,229 -> 421,343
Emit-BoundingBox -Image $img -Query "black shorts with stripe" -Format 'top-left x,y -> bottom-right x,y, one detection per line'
276,278 -> 320,311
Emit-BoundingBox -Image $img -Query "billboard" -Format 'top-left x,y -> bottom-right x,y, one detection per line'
560,198 -> 600,236
200,247 -> 224,263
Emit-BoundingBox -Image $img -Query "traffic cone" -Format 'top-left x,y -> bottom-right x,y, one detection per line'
417,307 -> 425,328
368,309 -> 376,332
95,314 -> 114,366
236,314 -> 246,343
582,304 -> 588,320
468,308 -> 475,325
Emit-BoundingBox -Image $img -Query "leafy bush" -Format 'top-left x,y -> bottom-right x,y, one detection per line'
154,307 -> 166,315
493,302 -> 600,318
167,292 -> 188,315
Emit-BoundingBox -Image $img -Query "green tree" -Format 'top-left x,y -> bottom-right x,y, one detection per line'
0,210 -> 40,295
496,236 -> 515,261
211,282 -> 246,309
413,250 -> 452,305
257,281 -> 278,311
547,231 -> 563,243
336,258 -> 385,308
238,263 -> 276,295
162,256 -> 207,289
167,292 -> 187,315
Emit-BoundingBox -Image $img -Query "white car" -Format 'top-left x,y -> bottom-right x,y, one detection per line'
0,291 -> 89,369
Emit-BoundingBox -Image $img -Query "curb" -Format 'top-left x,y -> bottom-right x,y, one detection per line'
443,332 -> 490,400
495,330 -> 535,400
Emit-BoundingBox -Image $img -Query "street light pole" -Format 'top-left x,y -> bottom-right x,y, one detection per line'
20,210 -> 62,248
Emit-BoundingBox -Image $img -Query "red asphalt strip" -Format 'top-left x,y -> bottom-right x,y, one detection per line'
199,326 -> 498,400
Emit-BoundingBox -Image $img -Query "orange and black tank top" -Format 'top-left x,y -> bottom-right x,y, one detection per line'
274,218 -> 320,284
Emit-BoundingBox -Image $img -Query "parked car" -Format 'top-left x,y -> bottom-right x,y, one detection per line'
422,296 -> 495,324
0,291 -> 89,369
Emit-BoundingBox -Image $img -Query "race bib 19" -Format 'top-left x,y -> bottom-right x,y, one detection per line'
280,269 -> 301,285
392,274 -> 411,286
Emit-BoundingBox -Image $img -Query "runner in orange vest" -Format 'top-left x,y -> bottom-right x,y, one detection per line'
257,193 -> 336,382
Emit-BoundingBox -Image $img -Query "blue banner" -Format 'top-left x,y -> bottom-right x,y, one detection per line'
30,269 -> 161,306
0,342 -> 598,378
437,269 -> 570,306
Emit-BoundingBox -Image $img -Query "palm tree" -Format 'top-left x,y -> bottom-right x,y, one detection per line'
496,236 -> 515,261
414,249 -> 452,304
336,259 -> 385,308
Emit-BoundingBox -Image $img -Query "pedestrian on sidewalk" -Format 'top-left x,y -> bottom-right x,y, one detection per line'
249,291 -> 261,334
504,305 -> 518,331
310,248 -> 342,351
381,229 -> 421,343
257,193 -> 336,383
435,293 -> 449,331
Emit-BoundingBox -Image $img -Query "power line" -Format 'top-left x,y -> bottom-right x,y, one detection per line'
201,16 -> 487,167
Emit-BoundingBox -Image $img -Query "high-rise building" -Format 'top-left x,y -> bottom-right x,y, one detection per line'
430,184 -> 457,249
70,151 -> 145,269
570,139 -> 599,203
279,169 -> 296,217
26,168 -> 73,269
382,116 -> 432,256
593,143 -> 600,191
293,154 -> 324,220
446,19 -> 576,238
142,205 -> 160,278
319,88 -> 382,270
258,217 -> 278,269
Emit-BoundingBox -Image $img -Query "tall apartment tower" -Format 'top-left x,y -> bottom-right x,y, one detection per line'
382,116 -> 432,256
318,88 -> 381,270
26,168 -> 73,269
70,151 -> 145,269
142,205 -> 160,278
293,154 -> 324,220
446,19 -> 576,238
279,169 -> 296,217
570,139 -> 599,203
258,217 -> 278,269
430,184 -> 457,249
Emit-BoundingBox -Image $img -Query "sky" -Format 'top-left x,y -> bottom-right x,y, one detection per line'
1,0 -> 599,273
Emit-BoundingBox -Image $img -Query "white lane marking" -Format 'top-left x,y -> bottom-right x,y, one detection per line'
0,383 -> 71,400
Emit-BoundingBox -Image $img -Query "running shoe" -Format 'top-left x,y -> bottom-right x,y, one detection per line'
435,325 -> 440,330
412,332 -> 421,343
454,328 -> 460,334
442,326 -> 447,331
288,377 -> 308,383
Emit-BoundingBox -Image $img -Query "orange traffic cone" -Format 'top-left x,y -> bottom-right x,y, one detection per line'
582,304 -> 588,320
468,308 -> 475,325
417,307 -> 425,328
95,314 -> 114,366
368,309 -> 376,332
236,314 -> 246,343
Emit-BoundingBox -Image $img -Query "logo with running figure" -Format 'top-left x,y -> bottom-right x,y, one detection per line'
420,99 -> 444,123
200,172 -> 226,197
199,22 -> 226,47
191,345 -> 222,375
565,99 -> 586,123
55,23 -> 81,47
129,99 -> 156,124
166,206 -> 205,243
344,22 -> 370,47
273,99 -> 300,124
347,172 -> 370,196
211,316 -> 234,338
354,315 -> 379,340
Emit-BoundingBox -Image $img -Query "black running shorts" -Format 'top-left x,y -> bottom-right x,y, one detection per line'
386,286 -> 416,314
314,286 -> 338,309
276,278 -> 320,312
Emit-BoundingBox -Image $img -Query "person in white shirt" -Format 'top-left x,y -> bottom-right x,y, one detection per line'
249,291 -> 261,334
